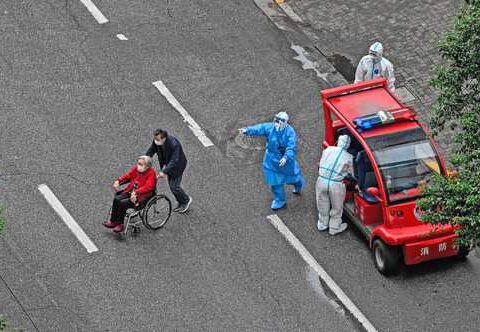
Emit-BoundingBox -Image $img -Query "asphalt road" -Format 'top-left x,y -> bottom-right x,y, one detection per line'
0,0 -> 352,331
0,0 -> 479,331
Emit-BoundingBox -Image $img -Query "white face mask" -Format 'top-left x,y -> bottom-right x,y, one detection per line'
369,54 -> 381,62
137,165 -> 146,173
154,139 -> 163,146
274,122 -> 281,131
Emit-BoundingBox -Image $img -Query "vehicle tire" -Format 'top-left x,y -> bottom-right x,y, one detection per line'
372,239 -> 402,275
457,245 -> 470,260
142,195 -> 172,230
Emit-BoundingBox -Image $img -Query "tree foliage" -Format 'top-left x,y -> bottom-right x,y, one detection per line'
417,0 -> 480,248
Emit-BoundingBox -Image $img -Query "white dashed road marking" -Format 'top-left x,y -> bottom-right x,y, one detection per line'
38,184 -> 99,254
79,0 -> 109,24
153,80 -> 214,147
267,214 -> 378,332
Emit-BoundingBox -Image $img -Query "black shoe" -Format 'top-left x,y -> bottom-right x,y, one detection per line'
177,197 -> 192,213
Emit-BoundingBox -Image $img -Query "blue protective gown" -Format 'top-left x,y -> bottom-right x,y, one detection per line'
245,123 -> 305,209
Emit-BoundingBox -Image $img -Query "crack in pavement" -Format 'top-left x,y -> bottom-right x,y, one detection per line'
0,272 -> 40,331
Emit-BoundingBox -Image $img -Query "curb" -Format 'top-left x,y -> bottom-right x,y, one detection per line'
270,0 -> 418,105
273,0 -> 304,23
253,0 -> 348,87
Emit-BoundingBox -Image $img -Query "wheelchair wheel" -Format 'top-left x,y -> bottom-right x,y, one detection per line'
142,195 -> 172,230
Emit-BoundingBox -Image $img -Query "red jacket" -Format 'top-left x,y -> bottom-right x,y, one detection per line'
117,166 -> 157,203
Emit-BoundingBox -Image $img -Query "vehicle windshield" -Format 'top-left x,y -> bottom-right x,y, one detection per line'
367,128 -> 442,203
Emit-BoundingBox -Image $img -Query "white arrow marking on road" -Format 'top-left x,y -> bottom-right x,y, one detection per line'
267,214 -> 378,332
79,0 -> 109,24
38,184 -> 99,254
152,80 -> 214,147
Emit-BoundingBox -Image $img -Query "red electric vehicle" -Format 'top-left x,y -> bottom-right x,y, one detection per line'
320,78 -> 469,275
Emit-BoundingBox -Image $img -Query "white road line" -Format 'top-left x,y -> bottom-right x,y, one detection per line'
152,80 -> 214,147
79,0 -> 109,24
38,184 -> 99,254
267,214 -> 378,332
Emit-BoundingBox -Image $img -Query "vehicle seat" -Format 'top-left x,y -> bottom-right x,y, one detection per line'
355,151 -> 379,203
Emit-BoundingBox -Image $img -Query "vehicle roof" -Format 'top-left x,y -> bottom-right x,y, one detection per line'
326,84 -> 423,138
328,87 -> 404,124
360,121 -> 422,139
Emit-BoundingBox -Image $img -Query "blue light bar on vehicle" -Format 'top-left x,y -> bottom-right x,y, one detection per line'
354,110 -> 395,131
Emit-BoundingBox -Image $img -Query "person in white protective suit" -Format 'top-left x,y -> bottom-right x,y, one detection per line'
316,135 -> 353,235
354,42 -> 395,92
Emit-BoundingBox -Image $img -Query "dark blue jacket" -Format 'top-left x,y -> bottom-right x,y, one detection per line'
146,136 -> 187,178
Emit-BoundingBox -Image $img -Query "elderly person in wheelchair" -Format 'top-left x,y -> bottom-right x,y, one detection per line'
103,155 -> 157,233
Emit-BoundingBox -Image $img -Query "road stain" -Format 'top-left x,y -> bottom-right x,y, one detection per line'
291,44 -> 329,82
325,54 -> 356,83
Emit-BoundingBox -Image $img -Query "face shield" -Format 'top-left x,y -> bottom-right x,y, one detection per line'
273,112 -> 289,131
369,51 -> 382,62
368,42 -> 383,62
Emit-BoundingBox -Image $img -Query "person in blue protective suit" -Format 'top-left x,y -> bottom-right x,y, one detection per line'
239,112 -> 305,210
316,135 -> 353,235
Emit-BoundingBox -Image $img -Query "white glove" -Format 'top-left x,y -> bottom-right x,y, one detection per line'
238,128 -> 247,135
279,157 -> 287,167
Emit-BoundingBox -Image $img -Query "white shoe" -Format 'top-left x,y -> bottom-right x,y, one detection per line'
329,223 -> 348,235
177,196 -> 192,214
317,221 -> 328,232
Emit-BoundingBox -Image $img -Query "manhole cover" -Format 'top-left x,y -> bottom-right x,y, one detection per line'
234,133 -> 264,151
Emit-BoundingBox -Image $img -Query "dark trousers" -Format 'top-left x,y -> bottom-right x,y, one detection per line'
168,174 -> 189,205
110,191 -> 134,224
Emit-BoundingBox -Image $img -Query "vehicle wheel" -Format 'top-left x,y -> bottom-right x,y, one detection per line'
142,195 -> 172,230
457,245 -> 470,260
372,239 -> 402,275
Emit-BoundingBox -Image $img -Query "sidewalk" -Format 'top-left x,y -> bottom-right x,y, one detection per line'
277,0 -> 462,158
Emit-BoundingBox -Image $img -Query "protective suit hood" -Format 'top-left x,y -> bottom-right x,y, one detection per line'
274,111 -> 289,131
337,135 -> 351,150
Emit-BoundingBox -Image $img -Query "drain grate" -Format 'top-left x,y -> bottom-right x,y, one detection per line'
396,86 -> 416,103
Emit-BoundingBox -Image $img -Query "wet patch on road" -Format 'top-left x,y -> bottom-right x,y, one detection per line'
324,54 -> 356,83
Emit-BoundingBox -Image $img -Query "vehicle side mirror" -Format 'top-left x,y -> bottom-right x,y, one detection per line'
366,187 -> 380,198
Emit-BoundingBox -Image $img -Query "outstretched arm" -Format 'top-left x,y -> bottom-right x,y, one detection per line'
244,123 -> 270,137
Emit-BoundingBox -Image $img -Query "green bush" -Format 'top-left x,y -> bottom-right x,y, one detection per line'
418,0 -> 480,248
0,317 -> 7,331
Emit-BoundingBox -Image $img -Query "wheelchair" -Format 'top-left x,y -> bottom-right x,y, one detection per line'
112,191 -> 172,238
